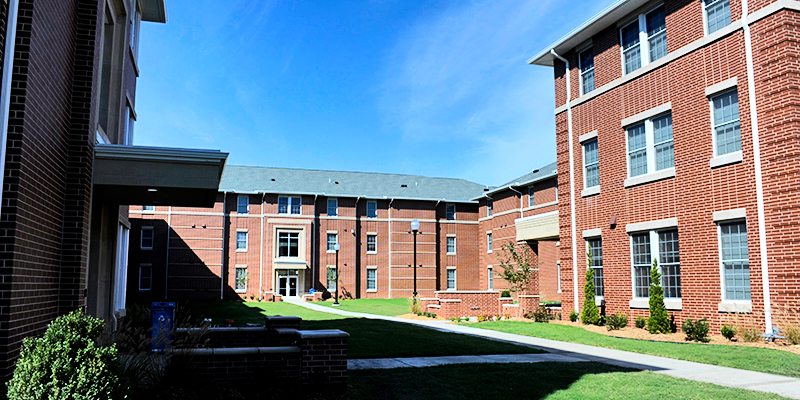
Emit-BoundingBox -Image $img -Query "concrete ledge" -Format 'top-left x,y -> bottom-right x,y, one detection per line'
705,77 -> 738,97
518,295 -> 541,298
621,102 -> 671,127
713,208 -> 747,222
581,186 -> 600,198
626,217 -> 678,233
579,130 -> 598,143
298,329 -> 350,339
439,299 -> 462,303
435,290 -> 499,294
426,304 -> 441,309
420,297 -> 439,301
171,346 -> 300,356
582,228 -> 601,238
177,326 -> 266,333
719,301 -> 752,313
630,298 -> 682,310
710,151 -> 743,168
624,168 -> 675,188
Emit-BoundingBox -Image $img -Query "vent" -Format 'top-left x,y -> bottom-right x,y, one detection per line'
271,178 -> 276,181
532,169 -> 539,173
400,184 -> 408,188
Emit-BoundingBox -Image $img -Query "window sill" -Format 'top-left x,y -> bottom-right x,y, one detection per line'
326,250 -> 336,254
367,251 -> 377,255
624,167 -> 675,188
236,249 -> 247,253
139,288 -> 151,292
710,151 -> 743,169
366,289 -> 377,293
235,289 -> 247,294
487,251 -> 492,254
581,186 -> 600,198
141,247 -> 153,251
718,301 -> 752,313
446,252 -> 456,256
629,298 -> 682,310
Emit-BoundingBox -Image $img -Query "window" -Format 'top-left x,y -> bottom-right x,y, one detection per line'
124,106 -> 134,145
327,233 -> 338,252
720,222 -> 750,300
446,237 -> 456,254
278,231 -> 300,257
367,268 -> 377,292
583,138 -> 599,188
620,5 -> 667,75
632,229 -> 681,299
235,266 -> 247,292
139,264 -> 152,291
327,266 -> 337,291
626,113 -> 673,178
557,262 -> 562,293
632,233 -> 652,298
142,205 -> 154,211
236,231 -> 248,251
446,204 -> 456,221
446,268 -> 456,290
366,201 -> 377,218
487,200 -> 493,217
129,0 -> 141,57
327,198 -> 338,216
237,196 -> 249,214
366,234 -> 377,253
278,196 -> 301,215
487,233 -> 493,253
488,266 -> 493,290
579,47 -> 595,94
705,0 -> 731,34
141,227 -> 154,250
712,90 -> 741,156
528,186 -> 535,207
588,238 -> 603,297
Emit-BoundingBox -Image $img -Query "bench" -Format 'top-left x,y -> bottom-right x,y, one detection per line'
760,326 -> 787,342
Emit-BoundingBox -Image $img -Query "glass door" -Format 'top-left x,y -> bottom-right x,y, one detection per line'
289,276 -> 297,297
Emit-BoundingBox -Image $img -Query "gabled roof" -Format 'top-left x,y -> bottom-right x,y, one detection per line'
471,162 -> 558,200
219,165 -> 486,203
528,0 -> 650,67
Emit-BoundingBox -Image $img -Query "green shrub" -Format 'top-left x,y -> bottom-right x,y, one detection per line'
524,306 -> 553,323
739,325 -> 761,342
581,254 -> 601,326
635,316 -> 647,329
720,324 -> 737,341
647,260 -> 671,334
569,310 -> 579,322
606,313 -> 628,331
7,309 -> 127,400
500,290 -> 511,298
682,318 -> 711,343
410,299 -> 422,315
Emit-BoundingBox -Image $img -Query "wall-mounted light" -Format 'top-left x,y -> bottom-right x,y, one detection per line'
147,188 -> 157,192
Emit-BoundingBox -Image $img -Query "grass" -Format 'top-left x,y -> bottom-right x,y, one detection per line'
348,362 -> 789,400
465,321 -> 800,378
185,301 -> 541,359
314,298 -> 411,316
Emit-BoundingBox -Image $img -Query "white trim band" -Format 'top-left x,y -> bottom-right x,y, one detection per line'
582,228 -> 602,238
579,130 -> 598,143
705,77 -> 738,97
626,217 -> 678,233
713,208 -> 747,222
621,102 -> 671,127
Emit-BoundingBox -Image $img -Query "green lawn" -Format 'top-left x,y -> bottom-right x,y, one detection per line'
314,298 -> 411,316
185,301 -> 541,359
348,362 -> 788,400
464,321 -> 800,378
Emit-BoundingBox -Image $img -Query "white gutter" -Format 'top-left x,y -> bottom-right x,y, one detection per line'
388,198 -> 394,298
259,192 -> 265,298
551,49 -> 579,313
164,206 -> 172,299
0,0 -> 19,221
742,0 -> 772,334
221,192 -> 227,300
311,194 -> 318,295
508,185 -> 523,219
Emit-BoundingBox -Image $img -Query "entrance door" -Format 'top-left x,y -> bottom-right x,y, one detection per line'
288,276 -> 297,297
277,274 -> 298,297
278,276 -> 288,296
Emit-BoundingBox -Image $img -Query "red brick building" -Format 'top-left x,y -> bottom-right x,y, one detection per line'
0,0 -> 226,378
529,0 -> 800,331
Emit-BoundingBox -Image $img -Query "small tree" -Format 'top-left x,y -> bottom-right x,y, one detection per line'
581,250 -> 600,325
497,242 -> 539,294
647,259 -> 671,334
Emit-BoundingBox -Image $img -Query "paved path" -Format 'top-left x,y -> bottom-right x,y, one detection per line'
349,353 -> 587,370
286,298 -> 800,399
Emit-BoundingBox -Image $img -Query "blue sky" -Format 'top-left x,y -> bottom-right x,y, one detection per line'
135,0 -> 607,186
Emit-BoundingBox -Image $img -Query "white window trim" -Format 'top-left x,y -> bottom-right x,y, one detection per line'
709,89 -> 742,160
366,234 -> 378,254
142,205 -> 155,212
623,108 -> 674,186
278,196 -> 302,215
557,261 -> 562,294
235,265 -> 248,293
487,265 -> 493,290
582,137 -> 600,191
326,232 -> 338,254
446,204 -> 456,221
527,187 -> 535,207
487,199 -> 493,217
578,46 -> 595,95
446,267 -> 457,291
446,236 -> 456,255
716,219 -> 751,308
326,265 -> 337,291
366,266 -> 378,292
138,263 -> 152,291
237,195 -> 249,214
628,228 -> 682,305
366,201 -> 377,219
586,238 -> 604,301
619,4 -> 665,76
327,198 -> 338,217
236,230 -> 248,252
140,226 -> 154,250
486,232 -> 493,254
276,228 -> 303,259
702,0 -> 731,36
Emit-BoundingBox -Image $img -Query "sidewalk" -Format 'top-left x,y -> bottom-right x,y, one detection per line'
349,353 -> 587,370
287,298 -> 800,399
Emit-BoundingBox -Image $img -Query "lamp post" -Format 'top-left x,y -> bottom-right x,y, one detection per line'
411,219 -> 419,305
333,243 -> 341,306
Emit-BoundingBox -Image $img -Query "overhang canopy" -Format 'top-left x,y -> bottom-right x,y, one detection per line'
93,144 -> 228,207
516,211 -> 560,241
140,0 -> 167,23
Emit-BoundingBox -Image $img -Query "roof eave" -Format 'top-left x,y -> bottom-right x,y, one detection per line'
216,189 -> 479,204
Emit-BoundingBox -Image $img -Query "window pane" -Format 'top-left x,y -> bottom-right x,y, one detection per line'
584,139 -> 599,188
367,202 -> 377,218
446,204 -> 456,220
528,187 -> 535,207
290,197 -> 301,215
721,222 -> 750,300
632,233 -> 651,298
278,197 -> 288,214
327,233 -> 337,251
447,270 -> 456,289
327,268 -> 336,291
588,239 -> 603,297
646,6 -> 667,62
659,230 -> 681,298
237,232 -> 247,250
653,114 -> 674,170
367,269 -> 377,291
367,235 -> 377,252
713,91 -> 741,155
238,196 -> 248,214
143,205 -> 154,211
235,267 -> 247,291
580,48 -> 595,93
706,0 -> 731,34
487,200 -> 493,216
487,233 -> 492,252
488,267 -> 493,290
140,266 -> 152,290
327,199 -> 337,216
447,237 -> 456,253
627,124 -> 648,177
621,21 -> 641,73
141,229 -> 153,248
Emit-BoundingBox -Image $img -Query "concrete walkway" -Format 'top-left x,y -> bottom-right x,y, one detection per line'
286,298 -> 800,399
349,353 -> 587,370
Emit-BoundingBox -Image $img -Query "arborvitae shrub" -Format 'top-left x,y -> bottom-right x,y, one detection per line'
647,260 -> 671,334
581,263 -> 600,326
720,324 -> 737,341
606,313 -> 629,331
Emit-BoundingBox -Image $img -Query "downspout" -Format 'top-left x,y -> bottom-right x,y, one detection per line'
259,192 -> 265,299
312,194 -> 318,293
741,0 -> 772,333
164,206 -> 171,299
388,198 -> 394,299
0,0 -> 20,221
508,185 -> 523,219
551,49 -> 579,313
221,192 -> 227,300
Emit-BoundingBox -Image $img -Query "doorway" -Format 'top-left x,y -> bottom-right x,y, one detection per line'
277,269 -> 299,297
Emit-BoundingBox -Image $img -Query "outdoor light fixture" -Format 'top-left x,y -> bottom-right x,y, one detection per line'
147,188 -> 157,192
411,219 -> 420,305
333,243 -> 341,306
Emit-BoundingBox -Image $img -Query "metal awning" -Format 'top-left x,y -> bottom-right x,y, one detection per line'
93,144 -> 228,207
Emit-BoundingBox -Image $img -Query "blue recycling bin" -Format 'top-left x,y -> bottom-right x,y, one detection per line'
150,302 -> 175,353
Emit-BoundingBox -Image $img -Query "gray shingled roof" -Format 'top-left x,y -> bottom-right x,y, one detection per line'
219,165 -> 487,203
471,161 -> 558,200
